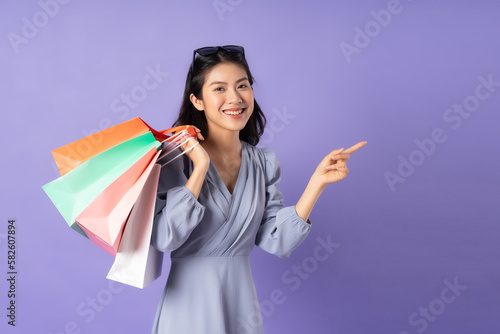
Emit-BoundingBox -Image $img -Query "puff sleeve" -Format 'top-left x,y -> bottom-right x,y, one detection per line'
255,148 -> 311,259
151,155 -> 206,253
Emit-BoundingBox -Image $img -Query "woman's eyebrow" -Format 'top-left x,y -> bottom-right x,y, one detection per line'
209,77 -> 249,86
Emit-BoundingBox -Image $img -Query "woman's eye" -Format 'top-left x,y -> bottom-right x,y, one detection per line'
214,87 -> 224,92
238,84 -> 248,89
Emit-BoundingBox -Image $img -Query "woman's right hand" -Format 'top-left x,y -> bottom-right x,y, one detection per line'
182,127 -> 210,199
182,126 -> 210,170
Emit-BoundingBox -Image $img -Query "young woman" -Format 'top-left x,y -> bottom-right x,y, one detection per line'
151,45 -> 366,334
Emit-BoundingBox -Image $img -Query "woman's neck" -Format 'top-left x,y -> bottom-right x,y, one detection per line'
201,127 -> 242,161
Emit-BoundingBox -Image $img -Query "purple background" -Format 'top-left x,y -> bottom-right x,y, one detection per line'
1,0 -> 499,333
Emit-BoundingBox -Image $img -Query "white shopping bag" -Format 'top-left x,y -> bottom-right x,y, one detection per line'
107,163 -> 163,289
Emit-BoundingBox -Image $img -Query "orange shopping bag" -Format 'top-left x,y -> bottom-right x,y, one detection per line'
43,117 -> 197,239
51,117 -> 196,176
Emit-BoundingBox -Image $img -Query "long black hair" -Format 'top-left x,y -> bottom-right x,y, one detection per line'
173,48 -> 266,146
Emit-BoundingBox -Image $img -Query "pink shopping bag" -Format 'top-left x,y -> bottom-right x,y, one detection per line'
106,163 -> 163,289
75,148 -> 161,256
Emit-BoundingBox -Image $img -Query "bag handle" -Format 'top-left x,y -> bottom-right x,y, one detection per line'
149,125 -> 198,143
160,125 -> 197,138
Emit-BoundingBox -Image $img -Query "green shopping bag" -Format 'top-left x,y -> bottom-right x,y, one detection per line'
42,132 -> 160,237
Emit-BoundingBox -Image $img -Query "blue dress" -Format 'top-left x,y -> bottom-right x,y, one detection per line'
151,141 -> 311,334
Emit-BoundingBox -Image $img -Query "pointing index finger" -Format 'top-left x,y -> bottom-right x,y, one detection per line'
343,141 -> 367,154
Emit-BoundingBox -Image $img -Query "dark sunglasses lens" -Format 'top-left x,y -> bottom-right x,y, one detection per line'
196,47 -> 219,56
222,46 -> 244,53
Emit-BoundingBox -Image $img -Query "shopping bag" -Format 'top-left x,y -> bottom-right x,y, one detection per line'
42,132 -> 160,236
43,117 -> 196,238
51,117 -> 194,176
75,149 -> 161,256
43,117 -> 197,287
106,163 -> 163,289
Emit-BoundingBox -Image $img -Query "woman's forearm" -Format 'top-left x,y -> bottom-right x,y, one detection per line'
185,163 -> 209,200
294,174 -> 326,223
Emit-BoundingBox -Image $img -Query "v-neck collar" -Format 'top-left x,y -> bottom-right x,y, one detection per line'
207,141 -> 247,201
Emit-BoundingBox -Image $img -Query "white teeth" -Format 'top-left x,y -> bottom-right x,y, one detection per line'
223,109 -> 244,116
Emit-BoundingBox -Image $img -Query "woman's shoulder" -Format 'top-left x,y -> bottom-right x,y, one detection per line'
242,141 -> 280,174
243,140 -> 276,158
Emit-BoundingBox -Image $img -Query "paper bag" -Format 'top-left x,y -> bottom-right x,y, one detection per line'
106,163 -> 163,289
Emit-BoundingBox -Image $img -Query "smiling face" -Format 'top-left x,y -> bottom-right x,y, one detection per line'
190,62 -> 254,136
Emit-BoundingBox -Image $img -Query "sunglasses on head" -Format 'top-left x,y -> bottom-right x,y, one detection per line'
191,45 -> 245,75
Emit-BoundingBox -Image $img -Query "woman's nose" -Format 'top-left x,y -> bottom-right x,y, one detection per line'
227,88 -> 242,103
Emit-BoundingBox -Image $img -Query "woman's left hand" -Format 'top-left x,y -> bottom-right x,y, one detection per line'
313,141 -> 367,186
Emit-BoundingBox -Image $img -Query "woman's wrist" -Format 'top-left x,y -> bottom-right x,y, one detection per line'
310,172 -> 328,192
295,174 -> 327,222
193,159 -> 210,173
